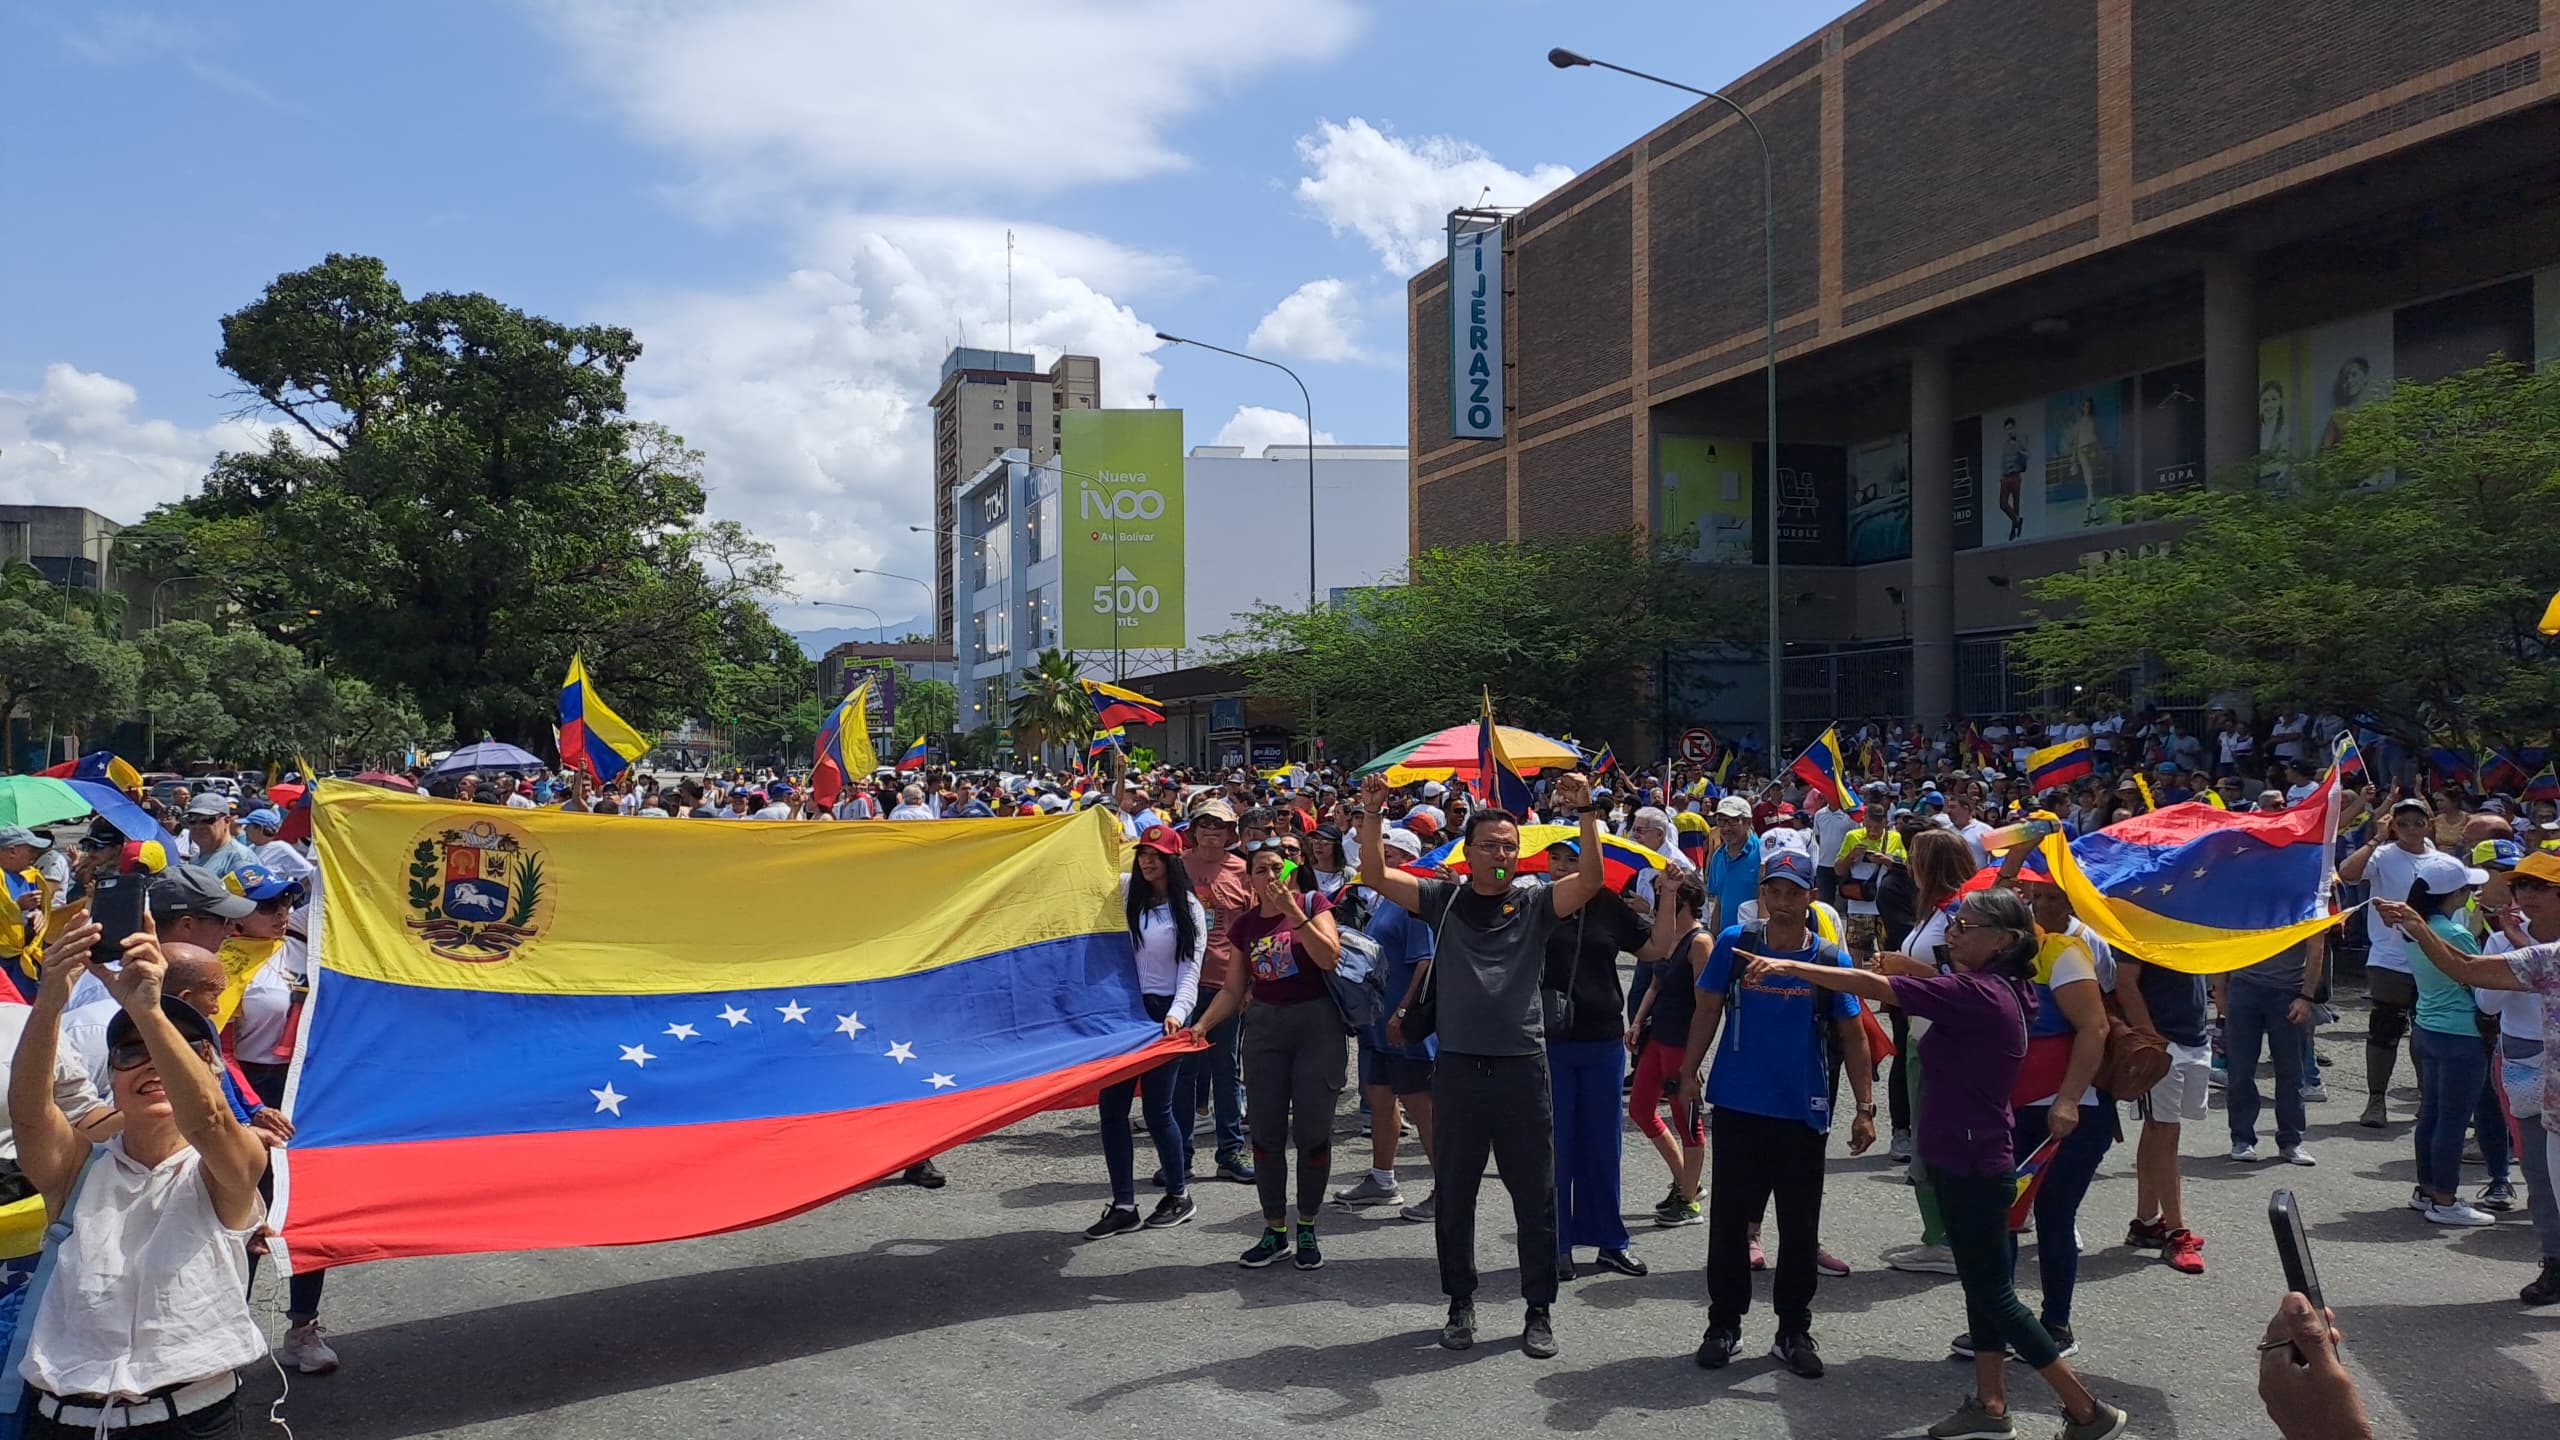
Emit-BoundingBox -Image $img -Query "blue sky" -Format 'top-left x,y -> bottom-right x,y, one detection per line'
0,1 -> 1847,635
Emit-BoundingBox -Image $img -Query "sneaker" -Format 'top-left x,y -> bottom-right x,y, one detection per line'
2059,1401 -> 2130,1440
2280,1144 -> 2317,1167
1948,1329 -> 2011,1361
1771,1330 -> 1824,1378
1694,1327 -> 1742,1369
1440,1298 -> 1477,1351
1654,1198 -> 1703,1228
2359,1097 -> 2389,1128
1238,1228 -> 1291,1268
2045,1321 -> 2080,1358
2425,1200 -> 2495,1227
1748,1234 -> 1768,1271
1890,1127 -> 1914,1162
2463,1139 -> 2485,1166
278,1321 -> 340,1376
1400,1190 -> 1437,1223
2123,1217 -> 2168,1251
2410,1186 -> 2433,1213
2228,1141 -> 2260,1162
1593,1247 -> 1649,1278
2520,1258 -> 2560,1306
1084,1203 -> 1144,1240
1522,1305 -> 1559,1360
903,1158 -> 947,1189
2479,1179 -> 2518,1212
1925,1395 -> 2016,1439
1215,1151 -> 1257,1184
2162,1228 -> 2205,1274
2301,1084 -> 2330,1103
1332,1173 -> 1403,1209
1886,1243 -> 1959,1275
1293,1223 -> 1324,1269
1143,1193 -> 1197,1229
1815,1246 -> 1850,1278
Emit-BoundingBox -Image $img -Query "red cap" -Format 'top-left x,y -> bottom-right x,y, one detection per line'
1135,824 -> 1185,857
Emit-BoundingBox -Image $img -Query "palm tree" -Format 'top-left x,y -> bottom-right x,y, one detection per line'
1008,648 -> 1092,761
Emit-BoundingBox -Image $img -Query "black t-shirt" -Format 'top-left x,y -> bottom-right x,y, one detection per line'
2134,957 -> 2210,1047
1541,887 -> 1648,1043
1646,927 -> 1708,1046
1876,865 -> 1919,940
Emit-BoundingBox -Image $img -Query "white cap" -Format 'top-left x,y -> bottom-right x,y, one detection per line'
1420,780 -> 1448,799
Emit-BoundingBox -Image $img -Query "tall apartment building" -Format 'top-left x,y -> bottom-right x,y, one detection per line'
927,348 -> 1100,645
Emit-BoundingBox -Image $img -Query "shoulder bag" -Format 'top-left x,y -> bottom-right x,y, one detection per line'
1396,893 -> 1460,1044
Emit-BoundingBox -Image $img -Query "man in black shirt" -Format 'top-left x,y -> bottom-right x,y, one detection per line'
1359,770 -> 1604,1361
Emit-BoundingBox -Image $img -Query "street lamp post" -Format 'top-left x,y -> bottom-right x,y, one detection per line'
1152,331 -> 1323,762
805,599 -> 886,642
1550,47 -> 1783,759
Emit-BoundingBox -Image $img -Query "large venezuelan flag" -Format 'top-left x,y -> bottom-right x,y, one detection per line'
274,789 -> 1190,1272
2033,771 -> 2347,975
1082,678 -> 1164,730
1789,727 -> 1852,809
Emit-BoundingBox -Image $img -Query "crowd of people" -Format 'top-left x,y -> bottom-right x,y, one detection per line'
5,702 -> 2558,1437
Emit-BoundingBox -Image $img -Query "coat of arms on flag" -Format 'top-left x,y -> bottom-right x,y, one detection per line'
406,818 -> 548,964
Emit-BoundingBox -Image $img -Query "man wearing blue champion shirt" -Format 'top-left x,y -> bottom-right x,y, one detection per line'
1678,848 -> 1876,1380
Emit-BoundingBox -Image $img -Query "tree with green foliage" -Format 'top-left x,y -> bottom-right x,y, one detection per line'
0,599 -> 139,743
1008,649 -> 1092,760
137,621 -> 346,762
894,678 -> 957,741
118,254 -> 806,745
1208,531 -> 1751,755
2011,358 -> 2560,749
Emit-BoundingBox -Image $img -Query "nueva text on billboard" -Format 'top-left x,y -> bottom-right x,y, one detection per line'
1059,408 -> 1187,651
1449,212 -> 1504,439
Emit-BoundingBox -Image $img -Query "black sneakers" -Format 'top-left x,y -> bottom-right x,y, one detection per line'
2523,1258 -> 2560,1307
1593,1247 -> 1649,1277
1293,1223 -> 1324,1271
1772,1330 -> 1825,1379
1522,1306 -> 1558,1360
1440,1298 -> 1478,1351
1695,1327 -> 1742,1369
1083,1204 -> 1143,1240
1144,1193 -> 1197,1229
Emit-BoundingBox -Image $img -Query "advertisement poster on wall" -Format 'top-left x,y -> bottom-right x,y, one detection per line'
1845,433 -> 1911,564
1762,442 -> 1848,566
2042,380 -> 2129,534
1060,408 -> 1186,649
2257,333 -> 2303,491
1656,435 -> 1756,565
2301,312 -> 2392,458
1981,402 -> 2043,544
1949,416 -> 1983,551
2139,361 -> 2206,492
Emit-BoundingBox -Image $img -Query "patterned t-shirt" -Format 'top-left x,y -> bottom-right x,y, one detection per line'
2501,939 -> 2560,1135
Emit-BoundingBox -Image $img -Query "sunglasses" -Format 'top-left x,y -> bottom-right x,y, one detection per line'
109,1037 -> 217,1072
1240,837 -> 1299,856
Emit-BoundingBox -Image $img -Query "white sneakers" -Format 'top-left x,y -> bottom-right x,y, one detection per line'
279,1321 -> 340,1374
2229,1142 -> 2260,1162
2424,1199 -> 2495,1228
1884,1243 -> 1959,1275
2279,1145 -> 2316,1167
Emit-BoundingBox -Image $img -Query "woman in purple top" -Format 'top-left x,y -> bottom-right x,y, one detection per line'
1745,886 -> 2129,1440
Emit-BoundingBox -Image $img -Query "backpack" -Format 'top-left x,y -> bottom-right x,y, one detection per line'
1323,925 -> 1389,1035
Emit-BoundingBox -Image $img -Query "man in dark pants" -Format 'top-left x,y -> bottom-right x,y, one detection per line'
1358,770 -> 1605,1361
1678,849 -> 1876,1379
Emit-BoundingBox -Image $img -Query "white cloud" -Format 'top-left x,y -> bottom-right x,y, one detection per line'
0,364 -> 283,523
540,0 -> 1363,198
613,214 -> 1178,624
1212,404 -> 1334,459
1245,278 -> 1367,363
1295,117 -> 1575,274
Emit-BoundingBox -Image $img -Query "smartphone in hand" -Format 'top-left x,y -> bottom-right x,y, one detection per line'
2269,1188 -> 2325,1359
89,872 -> 146,962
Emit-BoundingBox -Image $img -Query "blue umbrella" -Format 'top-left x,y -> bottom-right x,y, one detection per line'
66,779 -> 180,851
427,740 -> 547,780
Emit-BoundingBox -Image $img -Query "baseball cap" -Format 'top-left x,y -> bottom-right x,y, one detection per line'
242,807 -> 285,832
227,861 -> 305,903
769,781 -> 794,799
2471,838 -> 2525,871
1420,780 -> 1448,799
2390,797 -> 2430,816
104,995 -> 223,1059
149,864 -> 257,920
1188,797 -> 1238,824
1134,824 -> 1184,856
1759,850 -> 1817,889
1773,802 -> 1798,818
2411,851 -> 2490,894
1405,811 -> 1442,841
0,824 -> 54,852
2516,850 -> 2560,885
1713,795 -> 1751,819
183,794 -> 234,819
1379,826 -> 1426,860
1035,794 -> 1067,813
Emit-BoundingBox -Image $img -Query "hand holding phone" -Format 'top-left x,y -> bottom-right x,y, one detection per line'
2269,1189 -> 2325,1344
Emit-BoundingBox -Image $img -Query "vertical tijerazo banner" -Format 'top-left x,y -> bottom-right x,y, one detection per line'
1060,409 -> 1186,650
1449,211 -> 1505,439
275,792 -> 1191,1271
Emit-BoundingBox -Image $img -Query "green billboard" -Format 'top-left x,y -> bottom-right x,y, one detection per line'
1061,408 -> 1186,650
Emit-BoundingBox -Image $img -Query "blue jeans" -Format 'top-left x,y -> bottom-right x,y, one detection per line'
2226,982 -> 2309,1150
1176,1003 -> 1247,1164
2011,1098 -> 2115,1329
1100,1058 -> 1186,1206
2472,1030 -> 2513,1183
2414,1025 -> 2489,1195
1547,1039 -> 1631,1253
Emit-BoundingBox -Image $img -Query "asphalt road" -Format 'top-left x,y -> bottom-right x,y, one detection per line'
245,989 -> 2557,1439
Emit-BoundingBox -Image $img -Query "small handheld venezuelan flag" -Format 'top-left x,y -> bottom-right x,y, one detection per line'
1787,727 -> 1852,809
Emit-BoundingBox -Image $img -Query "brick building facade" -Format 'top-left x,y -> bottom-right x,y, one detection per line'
1407,0 -> 2560,745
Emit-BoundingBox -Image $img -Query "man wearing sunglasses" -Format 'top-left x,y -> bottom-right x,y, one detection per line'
179,795 -> 255,878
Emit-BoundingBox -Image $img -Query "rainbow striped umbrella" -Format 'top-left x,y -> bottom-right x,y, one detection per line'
1354,723 -> 1582,784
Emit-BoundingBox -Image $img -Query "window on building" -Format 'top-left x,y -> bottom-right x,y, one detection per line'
1016,399 -> 1031,412
1017,423 -> 1031,439
992,398 -> 1005,411
993,422 -> 1007,433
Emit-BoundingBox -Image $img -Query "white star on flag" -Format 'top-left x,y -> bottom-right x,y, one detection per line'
591,1083 -> 627,1115
926,1072 -> 957,1090
835,1013 -> 867,1039
884,1041 -> 916,1064
619,1044 -> 656,1067
664,1022 -> 699,1041
718,1005 -> 752,1027
777,1000 -> 810,1023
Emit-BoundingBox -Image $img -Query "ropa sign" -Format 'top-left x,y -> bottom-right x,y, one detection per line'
1448,213 -> 1504,439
